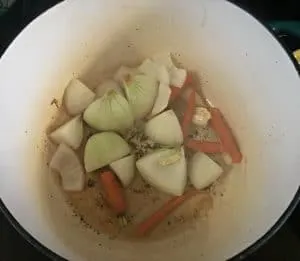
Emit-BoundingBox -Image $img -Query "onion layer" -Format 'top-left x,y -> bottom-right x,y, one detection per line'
49,115 -> 83,149
145,110 -> 183,146
84,132 -> 131,172
136,147 -> 187,196
63,79 -> 95,115
83,90 -> 134,133
123,74 -> 158,120
110,154 -> 135,187
50,144 -> 85,191
189,152 -> 223,190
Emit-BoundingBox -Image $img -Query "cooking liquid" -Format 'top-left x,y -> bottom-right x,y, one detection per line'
46,84 -> 230,241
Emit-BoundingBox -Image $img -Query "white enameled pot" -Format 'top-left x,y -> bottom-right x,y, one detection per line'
0,0 -> 300,260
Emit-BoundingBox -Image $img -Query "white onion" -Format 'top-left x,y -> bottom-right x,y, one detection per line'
189,152 -> 223,190
138,59 -> 170,85
136,147 -> 187,196
84,132 -> 131,172
83,90 -> 134,132
49,115 -> 83,149
170,67 -> 187,88
96,79 -> 122,98
223,153 -> 233,165
145,109 -> 183,146
152,52 -> 187,88
110,154 -> 135,187
123,74 -> 158,120
63,79 -> 95,115
137,59 -> 171,116
150,82 -> 171,117
152,52 -> 174,70
114,66 -> 137,83
50,143 -> 85,191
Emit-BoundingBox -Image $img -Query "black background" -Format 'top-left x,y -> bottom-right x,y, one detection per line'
1,1 -> 300,260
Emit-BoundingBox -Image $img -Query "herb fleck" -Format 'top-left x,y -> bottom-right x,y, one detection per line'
50,98 -> 59,108
87,178 -> 96,188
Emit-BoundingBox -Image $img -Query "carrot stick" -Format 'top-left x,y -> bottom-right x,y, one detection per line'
186,139 -> 224,153
135,189 -> 201,237
184,72 -> 193,86
209,108 -> 242,163
169,86 -> 182,102
99,170 -> 126,216
181,89 -> 196,138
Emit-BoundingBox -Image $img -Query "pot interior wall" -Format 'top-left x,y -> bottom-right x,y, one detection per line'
0,0 -> 300,260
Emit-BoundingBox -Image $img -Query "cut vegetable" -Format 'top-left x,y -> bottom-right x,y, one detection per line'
63,79 -> 95,115
223,153 -> 232,165
123,74 -> 158,120
135,189 -> 202,236
96,79 -> 122,97
184,72 -> 193,86
83,90 -> 134,132
210,108 -> 242,163
110,154 -> 135,187
170,67 -> 187,88
169,73 -> 193,102
152,52 -> 174,70
192,107 -> 211,127
182,89 -> 196,138
136,147 -> 187,196
150,82 -> 171,117
169,86 -> 182,102
50,144 -> 85,191
152,52 -> 187,88
138,59 -> 170,85
84,132 -> 131,172
114,66 -> 137,83
189,152 -> 223,190
186,140 -> 223,154
145,110 -> 183,146
99,170 -> 127,215
49,115 -> 83,149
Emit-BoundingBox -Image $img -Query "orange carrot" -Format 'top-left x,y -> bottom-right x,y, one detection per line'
135,189 -> 201,237
210,108 -> 242,163
99,170 -> 126,216
181,89 -> 196,138
184,72 -> 193,86
169,86 -> 182,102
186,139 -> 224,153
169,72 -> 193,102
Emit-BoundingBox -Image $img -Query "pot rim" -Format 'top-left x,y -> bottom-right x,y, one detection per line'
0,1 -> 300,261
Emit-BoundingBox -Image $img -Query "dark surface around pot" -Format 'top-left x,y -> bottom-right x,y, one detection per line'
1,1 -> 300,261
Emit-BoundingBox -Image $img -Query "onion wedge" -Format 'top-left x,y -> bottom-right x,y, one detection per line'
145,110 -> 183,146
50,144 -> 85,191
138,59 -> 170,85
150,82 -> 171,117
110,154 -> 135,187
63,79 -> 95,115
136,147 -> 187,196
49,115 -> 83,149
84,132 -> 131,172
123,74 -> 158,120
83,90 -> 134,132
152,53 -> 187,88
189,152 -> 223,190
96,79 -> 122,98
114,66 -> 137,83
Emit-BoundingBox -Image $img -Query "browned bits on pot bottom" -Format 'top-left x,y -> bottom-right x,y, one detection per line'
64,176 -> 213,240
